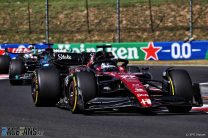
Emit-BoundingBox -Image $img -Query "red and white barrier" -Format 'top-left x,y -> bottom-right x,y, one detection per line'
0,74 -> 9,80
192,104 -> 208,113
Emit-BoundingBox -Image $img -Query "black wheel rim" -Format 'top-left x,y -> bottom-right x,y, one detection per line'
69,81 -> 75,107
31,76 -> 38,103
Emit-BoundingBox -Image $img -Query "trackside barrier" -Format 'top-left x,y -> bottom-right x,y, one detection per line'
0,43 -> 48,59
0,41 -> 208,60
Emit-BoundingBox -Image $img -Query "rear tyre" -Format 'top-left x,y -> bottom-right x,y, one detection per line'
0,55 -> 11,74
31,68 -> 61,106
68,72 -> 97,113
9,59 -> 25,85
167,69 -> 193,113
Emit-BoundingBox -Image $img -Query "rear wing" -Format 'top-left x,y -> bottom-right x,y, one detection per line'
53,53 -> 84,66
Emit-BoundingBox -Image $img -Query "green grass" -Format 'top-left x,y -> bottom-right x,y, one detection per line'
0,0 -> 197,7
0,0 -> 191,14
1,0 -> 208,5
0,0 -> 207,11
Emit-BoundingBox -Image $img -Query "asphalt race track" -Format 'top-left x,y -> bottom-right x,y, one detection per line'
0,66 -> 207,138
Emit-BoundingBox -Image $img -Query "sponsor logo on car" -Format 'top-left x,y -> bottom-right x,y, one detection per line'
140,99 -> 151,105
137,93 -> 148,97
120,75 -> 136,79
132,84 -> 140,88
57,54 -> 72,60
135,88 -> 144,93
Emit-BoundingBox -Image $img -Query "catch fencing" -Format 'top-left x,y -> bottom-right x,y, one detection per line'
0,0 -> 207,43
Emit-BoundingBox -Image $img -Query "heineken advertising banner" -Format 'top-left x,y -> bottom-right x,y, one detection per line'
53,41 -> 208,60
0,41 -> 208,60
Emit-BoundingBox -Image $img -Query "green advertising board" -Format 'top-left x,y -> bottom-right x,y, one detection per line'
53,43 -> 148,60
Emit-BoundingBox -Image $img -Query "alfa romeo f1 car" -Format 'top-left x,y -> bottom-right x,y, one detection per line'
31,45 -> 203,114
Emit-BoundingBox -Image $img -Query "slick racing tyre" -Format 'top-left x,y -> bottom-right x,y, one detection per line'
0,55 -> 11,74
167,69 -> 193,113
68,72 -> 97,113
9,59 -> 25,85
31,68 -> 61,106
126,65 -> 140,73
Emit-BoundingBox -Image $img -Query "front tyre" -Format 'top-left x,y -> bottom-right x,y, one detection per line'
68,72 -> 97,113
167,69 -> 193,113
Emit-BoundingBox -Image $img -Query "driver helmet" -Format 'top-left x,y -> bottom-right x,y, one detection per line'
45,47 -> 53,54
28,45 -> 34,50
96,62 -> 118,72
42,47 -> 53,57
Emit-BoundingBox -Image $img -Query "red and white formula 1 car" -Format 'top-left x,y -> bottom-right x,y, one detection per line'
31,45 -> 203,114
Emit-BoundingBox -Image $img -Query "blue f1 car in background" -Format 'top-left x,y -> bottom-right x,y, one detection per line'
0,43 -> 48,75
8,45 -> 54,85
